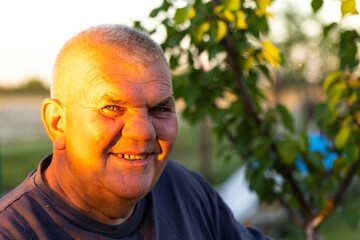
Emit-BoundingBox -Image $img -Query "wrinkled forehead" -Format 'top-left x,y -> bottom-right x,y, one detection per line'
80,46 -> 171,85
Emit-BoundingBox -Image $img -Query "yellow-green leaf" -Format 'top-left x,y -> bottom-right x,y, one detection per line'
323,71 -> 343,92
215,5 -> 224,15
188,7 -> 196,19
348,91 -> 357,105
335,126 -> 351,148
328,81 -> 346,110
215,20 -> 228,42
341,0 -> 357,18
223,10 -> 235,22
223,0 -> 241,11
242,56 -> 255,71
196,22 -> 210,42
261,40 -> 281,68
256,0 -> 272,15
174,6 -> 195,24
236,11 -> 248,29
277,138 -> 298,164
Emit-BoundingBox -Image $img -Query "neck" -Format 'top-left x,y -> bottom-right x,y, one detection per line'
43,153 -> 137,225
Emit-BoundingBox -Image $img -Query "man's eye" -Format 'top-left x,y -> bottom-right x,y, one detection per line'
104,105 -> 122,111
152,107 -> 167,112
150,107 -> 171,118
102,105 -> 124,117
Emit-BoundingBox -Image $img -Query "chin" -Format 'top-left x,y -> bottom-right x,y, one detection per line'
109,174 -> 156,200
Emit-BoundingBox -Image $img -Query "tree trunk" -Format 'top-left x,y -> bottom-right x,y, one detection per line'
304,223 -> 319,240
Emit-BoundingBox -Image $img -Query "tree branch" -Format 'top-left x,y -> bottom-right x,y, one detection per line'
277,158 -> 313,220
222,36 -> 262,128
333,156 -> 360,206
274,191 -> 305,228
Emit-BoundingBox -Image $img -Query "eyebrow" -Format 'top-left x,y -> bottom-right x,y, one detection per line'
95,93 -> 175,108
95,93 -> 127,106
152,96 -> 176,109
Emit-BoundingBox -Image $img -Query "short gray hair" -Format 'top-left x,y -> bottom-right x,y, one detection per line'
51,24 -> 167,99
75,24 -> 166,64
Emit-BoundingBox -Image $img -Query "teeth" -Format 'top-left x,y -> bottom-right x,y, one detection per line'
116,154 -> 146,160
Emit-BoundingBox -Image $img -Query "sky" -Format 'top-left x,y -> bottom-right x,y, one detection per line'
0,0 -> 359,88
0,0 -> 162,87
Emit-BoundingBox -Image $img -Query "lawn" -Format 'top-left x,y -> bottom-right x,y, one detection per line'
0,139 -> 52,193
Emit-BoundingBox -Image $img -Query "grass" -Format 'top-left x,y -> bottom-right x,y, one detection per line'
0,139 -> 52,194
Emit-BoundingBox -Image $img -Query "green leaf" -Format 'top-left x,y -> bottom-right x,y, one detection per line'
341,0 -> 357,18
323,22 -> 337,38
339,31 -> 359,70
277,138 -> 298,164
174,6 -> 194,24
323,71 -> 343,93
223,0 -> 241,11
307,151 -> 326,172
149,7 -> 161,18
311,0 -> 323,13
276,103 -> 294,131
335,126 -> 351,148
333,156 -> 347,172
291,132 -> 308,152
345,142 -> 359,163
257,65 -> 272,83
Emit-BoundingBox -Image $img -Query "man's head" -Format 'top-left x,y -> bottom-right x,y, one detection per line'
51,24 -> 168,102
41,24 -> 178,221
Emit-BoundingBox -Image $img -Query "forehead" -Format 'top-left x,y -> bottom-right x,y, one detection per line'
74,48 -> 173,104
83,47 -> 171,84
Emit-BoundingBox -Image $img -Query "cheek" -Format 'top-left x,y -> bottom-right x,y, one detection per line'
155,116 -> 178,155
68,112 -> 123,150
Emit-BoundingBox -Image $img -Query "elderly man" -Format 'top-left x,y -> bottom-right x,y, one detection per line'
0,25 -> 271,239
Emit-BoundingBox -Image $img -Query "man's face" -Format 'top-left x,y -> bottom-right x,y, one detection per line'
61,48 -> 178,202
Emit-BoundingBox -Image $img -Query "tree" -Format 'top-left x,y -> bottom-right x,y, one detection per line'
135,0 -> 360,239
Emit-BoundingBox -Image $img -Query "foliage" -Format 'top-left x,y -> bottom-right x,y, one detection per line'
0,78 -> 49,95
135,0 -> 360,239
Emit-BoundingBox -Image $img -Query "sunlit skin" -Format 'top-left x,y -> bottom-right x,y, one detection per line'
41,44 -> 178,225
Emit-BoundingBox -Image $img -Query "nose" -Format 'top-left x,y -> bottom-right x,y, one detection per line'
121,110 -> 156,141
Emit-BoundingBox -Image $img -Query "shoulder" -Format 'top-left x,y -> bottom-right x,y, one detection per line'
0,170 -> 41,239
156,160 -> 225,223
161,160 -> 210,186
0,170 -> 37,213
159,160 -> 215,197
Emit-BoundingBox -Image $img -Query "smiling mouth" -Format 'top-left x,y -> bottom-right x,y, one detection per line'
114,153 -> 147,160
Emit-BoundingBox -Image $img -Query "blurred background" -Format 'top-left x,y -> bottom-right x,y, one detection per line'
1,0 -> 360,239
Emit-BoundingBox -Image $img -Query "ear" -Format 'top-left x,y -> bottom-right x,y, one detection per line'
41,98 -> 66,150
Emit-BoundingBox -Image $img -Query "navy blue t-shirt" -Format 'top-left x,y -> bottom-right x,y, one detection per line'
0,155 -> 272,239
